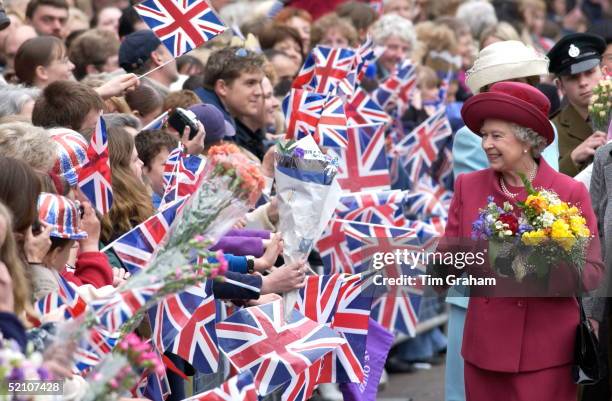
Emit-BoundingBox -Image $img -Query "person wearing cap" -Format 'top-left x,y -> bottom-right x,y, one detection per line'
30,193 -> 105,299
118,29 -> 179,91
444,40 -> 560,401
547,33 -> 607,177
188,102 -> 236,154
438,81 -> 604,401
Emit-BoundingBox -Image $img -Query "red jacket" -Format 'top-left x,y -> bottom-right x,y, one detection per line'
62,251 -> 114,288
445,159 -> 604,373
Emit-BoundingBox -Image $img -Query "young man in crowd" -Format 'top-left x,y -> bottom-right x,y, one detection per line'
134,129 -> 177,209
196,47 -> 267,160
118,29 -> 179,93
548,32 -> 607,177
25,0 -> 68,38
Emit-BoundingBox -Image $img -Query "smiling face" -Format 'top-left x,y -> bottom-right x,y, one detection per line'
480,119 -> 533,172
217,70 -> 264,119
379,35 -> 411,73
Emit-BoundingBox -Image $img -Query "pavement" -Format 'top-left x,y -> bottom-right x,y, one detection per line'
377,363 -> 445,401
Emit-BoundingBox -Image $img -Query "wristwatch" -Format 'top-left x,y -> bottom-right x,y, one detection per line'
246,256 -> 256,274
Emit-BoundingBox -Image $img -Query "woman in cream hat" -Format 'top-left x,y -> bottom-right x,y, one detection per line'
445,39 -> 560,401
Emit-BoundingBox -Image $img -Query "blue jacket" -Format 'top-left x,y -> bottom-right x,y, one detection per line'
0,312 -> 26,351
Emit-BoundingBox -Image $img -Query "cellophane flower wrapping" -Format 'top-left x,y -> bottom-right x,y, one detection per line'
471,177 -> 591,282
588,78 -> 612,136
274,136 -> 343,315
0,334 -> 51,401
83,334 -> 164,401
114,144 -> 263,331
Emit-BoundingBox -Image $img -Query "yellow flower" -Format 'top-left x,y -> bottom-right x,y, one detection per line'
525,195 -> 548,213
547,203 -> 568,217
567,206 -> 580,216
522,229 -> 548,246
551,219 -> 576,251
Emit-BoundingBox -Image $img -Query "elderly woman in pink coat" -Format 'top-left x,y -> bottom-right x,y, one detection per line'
442,81 -> 604,401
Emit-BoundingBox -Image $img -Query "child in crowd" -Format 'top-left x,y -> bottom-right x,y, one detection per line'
134,129 -> 177,209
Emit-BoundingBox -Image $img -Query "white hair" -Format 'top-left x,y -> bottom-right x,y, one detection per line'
511,124 -> 547,158
455,0 -> 498,39
0,85 -> 40,118
370,14 -> 417,49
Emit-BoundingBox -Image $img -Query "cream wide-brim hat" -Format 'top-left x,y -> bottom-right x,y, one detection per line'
465,40 -> 550,94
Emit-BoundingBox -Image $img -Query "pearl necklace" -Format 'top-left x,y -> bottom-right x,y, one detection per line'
499,164 -> 537,198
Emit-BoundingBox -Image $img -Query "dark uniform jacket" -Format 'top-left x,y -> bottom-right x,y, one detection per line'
552,103 -> 594,177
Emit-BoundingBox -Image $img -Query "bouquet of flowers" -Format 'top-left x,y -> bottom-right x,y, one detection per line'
121,143 -> 263,293
275,136 -> 343,315
588,78 -> 611,137
0,335 -> 51,401
471,178 -> 591,281
84,333 -> 164,401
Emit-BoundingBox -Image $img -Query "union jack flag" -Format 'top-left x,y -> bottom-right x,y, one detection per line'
335,189 -> 406,226
134,364 -> 171,401
216,299 -> 346,395
106,199 -> 185,273
134,0 -> 227,58
34,273 -> 88,319
161,153 -> 205,205
283,89 -> 348,148
316,95 -> 348,148
402,175 -> 453,221
292,52 -> 316,90
311,46 -> 356,96
393,107 -> 453,184
341,220 -> 420,271
283,88 -> 324,141
316,219 -> 352,275
431,136 -> 454,191
139,110 -> 170,131
329,124 -> 391,193
149,281 -> 219,373
371,262 -> 424,336
75,327 -> 120,372
319,273 -> 372,383
78,116 -> 112,215
186,371 -> 258,401
93,285 -> 159,333
280,360 -> 322,401
295,275 -> 344,325
162,145 -> 182,188
372,60 -> 417,118
345,88 -> 389,127
353,36 -> 379,86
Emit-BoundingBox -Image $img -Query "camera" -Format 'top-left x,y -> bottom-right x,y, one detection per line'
168,108 -> 200,140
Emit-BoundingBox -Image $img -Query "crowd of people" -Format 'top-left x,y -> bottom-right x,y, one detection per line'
0,0 -> 610,400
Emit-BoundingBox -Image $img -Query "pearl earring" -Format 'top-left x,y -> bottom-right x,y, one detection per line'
523,149 -> 527,154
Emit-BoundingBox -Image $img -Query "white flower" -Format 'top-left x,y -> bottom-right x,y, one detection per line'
540,211 -> 555,227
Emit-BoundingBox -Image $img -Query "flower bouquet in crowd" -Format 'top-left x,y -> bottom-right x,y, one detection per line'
588,78 -> 611,138
83,334 -> 164,401
274,135 -> 343,315
471,177 -> 591,282
122,143 -> 263,293
0,334 -> 52,401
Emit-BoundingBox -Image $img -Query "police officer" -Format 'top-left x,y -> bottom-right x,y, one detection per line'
547,33 -> 607,177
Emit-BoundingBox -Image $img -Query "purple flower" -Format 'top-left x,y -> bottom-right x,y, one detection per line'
8,367 -> 25,381
293,148 -> 304,158
38,366 -> 51,380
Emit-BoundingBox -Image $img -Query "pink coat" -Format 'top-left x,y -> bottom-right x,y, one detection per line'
444,159 -> 604,373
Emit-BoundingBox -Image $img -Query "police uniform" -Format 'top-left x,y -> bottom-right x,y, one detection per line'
546,33 -> 606,177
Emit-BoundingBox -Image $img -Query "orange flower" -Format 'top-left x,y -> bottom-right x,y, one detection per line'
207,143 -> 241,158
